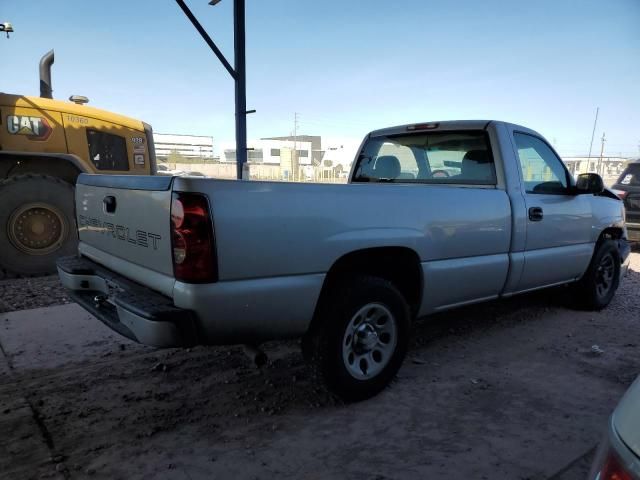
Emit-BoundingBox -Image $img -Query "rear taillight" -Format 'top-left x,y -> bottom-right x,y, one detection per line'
598,451 -> 634,480
589,445 -> 635,480
611,189 -> 628,200
170,192 -> 217,283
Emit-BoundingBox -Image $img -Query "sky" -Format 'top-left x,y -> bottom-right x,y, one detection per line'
1,0 -> 639,157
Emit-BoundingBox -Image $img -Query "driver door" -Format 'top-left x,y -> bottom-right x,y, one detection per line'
513,132 -> 593,292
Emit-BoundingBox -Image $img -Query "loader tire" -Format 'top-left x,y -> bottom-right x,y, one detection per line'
0,175 -> 76,278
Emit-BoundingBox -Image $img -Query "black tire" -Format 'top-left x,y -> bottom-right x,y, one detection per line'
303,276 -> 411,402
572,239 -> 621,310
0,175 -> 76,278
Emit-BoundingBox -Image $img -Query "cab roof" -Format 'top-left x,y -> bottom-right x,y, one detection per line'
368,120 -> 536,138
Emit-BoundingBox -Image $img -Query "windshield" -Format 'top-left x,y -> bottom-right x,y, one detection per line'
352,130 -> 496,185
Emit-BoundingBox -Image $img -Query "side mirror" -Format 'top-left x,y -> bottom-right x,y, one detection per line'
575,173 -> 604,194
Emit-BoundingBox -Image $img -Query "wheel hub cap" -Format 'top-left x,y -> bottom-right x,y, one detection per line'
7,203 -> 67,256
342,303 -> 398,381
355,323 -> 379,352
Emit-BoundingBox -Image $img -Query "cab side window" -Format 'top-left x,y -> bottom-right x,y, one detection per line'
86,130 -> 129,171
514,133 -> 568,194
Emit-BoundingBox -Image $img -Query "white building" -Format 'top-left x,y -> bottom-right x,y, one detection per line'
562,155 -> 631,180
153,133 -> 214,160
320,137 -> 361,169
220,138 -> 313,165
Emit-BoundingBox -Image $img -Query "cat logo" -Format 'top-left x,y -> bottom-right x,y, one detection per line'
6,115 -> 53,141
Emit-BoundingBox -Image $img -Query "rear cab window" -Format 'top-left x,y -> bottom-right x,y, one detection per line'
352,130 -> 496,185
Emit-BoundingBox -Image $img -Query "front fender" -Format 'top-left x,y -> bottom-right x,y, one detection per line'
590,196 -> 626,243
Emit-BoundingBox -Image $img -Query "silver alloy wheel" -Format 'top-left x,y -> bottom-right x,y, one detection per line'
342,302 -> 398,380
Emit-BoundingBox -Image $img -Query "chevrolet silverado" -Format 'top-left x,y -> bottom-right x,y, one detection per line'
57,120 -> 631,401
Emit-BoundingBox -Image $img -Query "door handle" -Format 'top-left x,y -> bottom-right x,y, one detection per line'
528,206 -> 543,221
103,196 -> 117,214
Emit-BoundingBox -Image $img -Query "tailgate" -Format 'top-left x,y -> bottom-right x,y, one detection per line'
75,174 -> 175,277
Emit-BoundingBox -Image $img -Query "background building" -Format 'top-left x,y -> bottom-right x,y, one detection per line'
262,135 -> 323,165
153,133 -> 214,161
220,138 -> 313,166
562,155 -> 632,184
219,138 -> 313,181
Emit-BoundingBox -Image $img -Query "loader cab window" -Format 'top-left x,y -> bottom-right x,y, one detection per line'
86,130 -> 129,171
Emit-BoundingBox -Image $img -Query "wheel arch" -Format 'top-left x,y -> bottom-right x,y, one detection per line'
597,226 -> 624,243
307,246 -> 423,335
595,226 -> 626,261
0,152 -> 87,185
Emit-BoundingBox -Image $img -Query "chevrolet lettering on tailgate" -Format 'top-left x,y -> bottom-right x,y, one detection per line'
78,215 -> 161,250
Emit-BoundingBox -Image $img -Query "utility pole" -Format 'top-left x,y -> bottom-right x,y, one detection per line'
293,112 -> 299,181
598,132 -> 606,176
588,107 -> 599,161
233,0 -> 248,180
175,0 -> 250,180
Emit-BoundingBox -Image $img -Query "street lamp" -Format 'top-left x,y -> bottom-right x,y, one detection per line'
1,22 -> 14,38
175,0 -> 249,180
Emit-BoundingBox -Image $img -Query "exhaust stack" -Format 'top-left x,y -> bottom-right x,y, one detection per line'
39,50 -> 54,99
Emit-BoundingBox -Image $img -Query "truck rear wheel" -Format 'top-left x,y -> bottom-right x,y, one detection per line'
303,276 -> 410,402
0,175 -> 76,278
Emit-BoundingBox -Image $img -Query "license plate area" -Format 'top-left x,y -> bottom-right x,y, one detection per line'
96,279 -> 125,308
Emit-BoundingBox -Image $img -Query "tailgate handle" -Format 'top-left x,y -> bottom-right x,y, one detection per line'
103,196 -> 117,214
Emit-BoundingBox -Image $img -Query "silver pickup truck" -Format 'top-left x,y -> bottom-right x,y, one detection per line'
57,120 -> 631,401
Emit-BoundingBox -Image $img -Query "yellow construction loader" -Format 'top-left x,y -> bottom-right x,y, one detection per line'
0,50 -> 157,277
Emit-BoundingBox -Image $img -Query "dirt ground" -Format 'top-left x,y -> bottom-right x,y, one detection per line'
0,276 -> 71,313
0,253 -> 639,480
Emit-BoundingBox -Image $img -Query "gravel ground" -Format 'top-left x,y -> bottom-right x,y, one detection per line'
0,253 -> 638,479
0,275 -> 71,313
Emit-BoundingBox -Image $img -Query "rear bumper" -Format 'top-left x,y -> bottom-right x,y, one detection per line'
57,256 -> 197,348
58,255 -> 325,346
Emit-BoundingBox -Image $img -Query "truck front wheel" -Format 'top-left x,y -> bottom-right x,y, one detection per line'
572,239 -> 621,310
0,175 -> 76,278
304,276 -> 411,402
